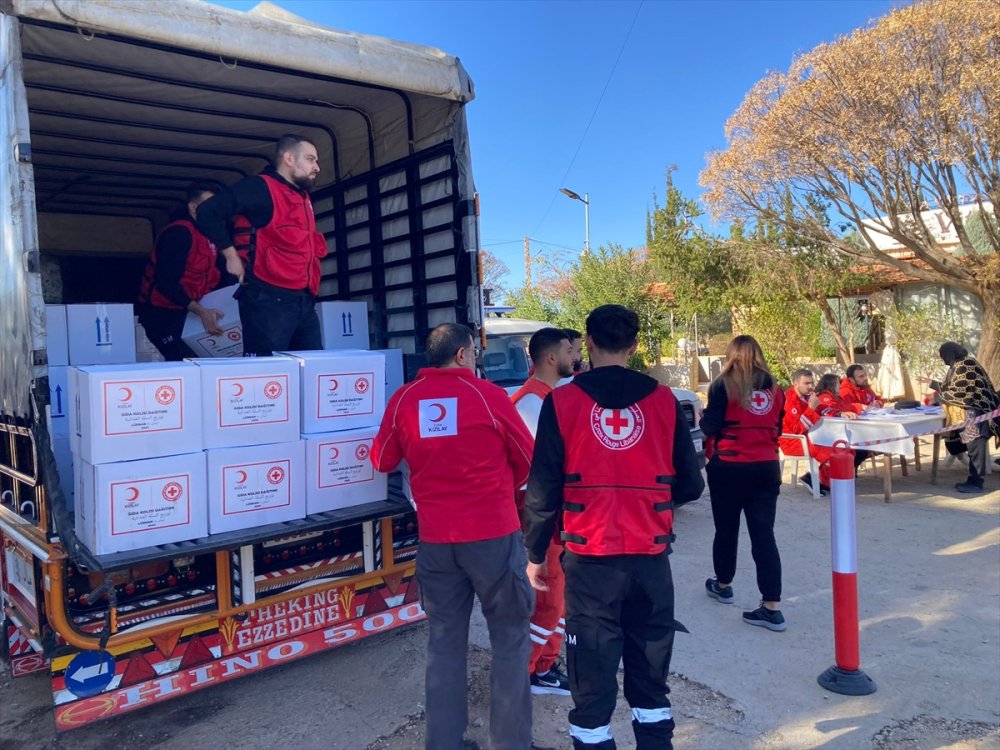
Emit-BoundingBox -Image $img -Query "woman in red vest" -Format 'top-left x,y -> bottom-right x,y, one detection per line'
701,335 -> 787,632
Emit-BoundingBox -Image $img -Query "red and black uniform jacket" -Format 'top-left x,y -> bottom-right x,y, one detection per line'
839,378 -> 882,411
523,366 -> 704,564
779,387 -> 822,455
195,167 -> 327,295
701,376 -> 784,463
137,219 -> 220,310
370,368 -> 535,544
818,391 -> 855,417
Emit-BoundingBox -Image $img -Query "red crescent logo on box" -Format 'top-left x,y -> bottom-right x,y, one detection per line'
355,443 -> 370,460
748,389 -> 774,415
355,377 -> 370,395
267,466 -> 285,484
155,385 -> 176,405
590,404 -> 645,450
124,486 -> 140,502
264,381 -> 283,400
162,482 -> 183,502
228,330 -> 241,341
328,379 -> 339,392
328,446 -> 340,460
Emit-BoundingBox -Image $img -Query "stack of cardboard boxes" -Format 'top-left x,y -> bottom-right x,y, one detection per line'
52,298 -> 404,556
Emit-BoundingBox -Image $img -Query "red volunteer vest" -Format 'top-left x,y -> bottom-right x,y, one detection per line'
818,391 -> 851,416
510,377 -> 553,406
551,383 -> 678,556
138,219 -> 219,310
247,174 -> 328,295
706,385 -> 784,463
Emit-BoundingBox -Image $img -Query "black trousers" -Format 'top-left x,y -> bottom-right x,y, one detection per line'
563,551 -> 681,750
416,531 -> 534,750
237,282 -> 322,356
137,304 -> 195,361
707,460 -> 782,602
966,435 -> 989,487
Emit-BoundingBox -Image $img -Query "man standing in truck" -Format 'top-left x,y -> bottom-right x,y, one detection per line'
371,323 -> 537,750
523,305 -> 703,750
137,180 -> 226,361
196,134 -> 328,356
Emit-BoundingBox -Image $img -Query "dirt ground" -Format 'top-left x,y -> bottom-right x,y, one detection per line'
2,455 -> 999,749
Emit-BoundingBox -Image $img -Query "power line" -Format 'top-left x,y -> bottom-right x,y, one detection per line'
529,0 -> 644,239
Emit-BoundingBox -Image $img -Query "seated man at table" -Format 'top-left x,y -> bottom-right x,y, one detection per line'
817,374 -> 870,470
840,364 -> 884,412
780,369 -> 855,494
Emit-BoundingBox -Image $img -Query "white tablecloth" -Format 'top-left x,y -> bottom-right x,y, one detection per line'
808,412 -> 945,458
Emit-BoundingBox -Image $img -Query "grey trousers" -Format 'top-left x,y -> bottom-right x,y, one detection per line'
417,531 -> 535,750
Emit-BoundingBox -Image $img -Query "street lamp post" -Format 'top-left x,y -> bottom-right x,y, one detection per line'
560,187 -> 590,254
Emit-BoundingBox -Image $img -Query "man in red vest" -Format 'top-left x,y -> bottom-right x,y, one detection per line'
371,323 -> 538,750
840,364 -> 884,412
523,305 -> 704,750
196,134 -> 328,356
137,181 -> 226,361
510,328 -> 574,697
780,368 -> 846,493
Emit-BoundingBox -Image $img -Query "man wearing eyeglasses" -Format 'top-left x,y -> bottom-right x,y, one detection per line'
371,322 -> 539,750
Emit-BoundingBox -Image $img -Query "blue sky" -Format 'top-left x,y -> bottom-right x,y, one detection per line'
211,0 -> 899,286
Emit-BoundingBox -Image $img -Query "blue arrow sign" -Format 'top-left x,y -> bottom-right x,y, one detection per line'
342,311 -> 353,336
64,650 -> 116,698
94,316 -> 102,343
53,385 -> 64,417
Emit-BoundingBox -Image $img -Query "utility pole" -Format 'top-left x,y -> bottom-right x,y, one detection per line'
524,236 -> 532,288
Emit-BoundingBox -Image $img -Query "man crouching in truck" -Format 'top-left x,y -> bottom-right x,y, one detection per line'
196,134 -> 328,356
371,323 -> 539,750
523,305 -> 704,750
137,180 -> 226,361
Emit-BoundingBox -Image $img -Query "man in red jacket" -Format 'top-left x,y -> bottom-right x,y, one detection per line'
780,369 -> 839,493
840,364 -> 884,412
196,134 -> 328,356
510,328 -> 574,697
372,323 -> 537,750
137,181 -> 227,360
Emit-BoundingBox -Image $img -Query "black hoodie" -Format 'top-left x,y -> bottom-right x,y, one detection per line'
522,365 -> 705,563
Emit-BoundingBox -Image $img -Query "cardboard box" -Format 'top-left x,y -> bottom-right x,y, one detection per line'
191,357 -> 300,448
51,437 -> 75,513
318,301 -> 370,350
282,350 -> 385,434
46,305 -> 69,366
48,365 -> 70,437
71,362 -> 203,464
182,285 -> 243,357
206,441 -> 305,533
303,428 -> 387,513
374,348 -> 404,404
67,304 -> 137,366
75,452 -> 208,555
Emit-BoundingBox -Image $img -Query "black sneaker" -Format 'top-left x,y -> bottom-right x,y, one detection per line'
955,482 -> 985,494
799,474 -> 828,496
742,603 -> 786,632
705,578 -> 734,604
531,667 -> 570,696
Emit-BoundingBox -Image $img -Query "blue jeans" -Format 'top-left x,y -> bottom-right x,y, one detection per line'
237,282 -> 322,356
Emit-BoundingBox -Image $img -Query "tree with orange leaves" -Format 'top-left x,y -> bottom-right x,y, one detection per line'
702,0 -> 1000,380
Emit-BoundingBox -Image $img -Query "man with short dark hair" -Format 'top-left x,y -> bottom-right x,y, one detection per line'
371,323 -> 537,750
523,304 -> 704,750
840,364 -> 883,411
780,369 -> 836,493
196,134 -> 328,356
510,327 -> 574,697
137,180 -> 226,361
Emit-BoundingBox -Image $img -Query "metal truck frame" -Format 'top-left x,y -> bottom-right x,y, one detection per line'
0,0 -> 482,729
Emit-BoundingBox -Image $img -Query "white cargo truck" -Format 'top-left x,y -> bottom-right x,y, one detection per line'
0,0 -> 484,728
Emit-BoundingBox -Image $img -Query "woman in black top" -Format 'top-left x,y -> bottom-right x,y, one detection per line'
700,335 -> 787,632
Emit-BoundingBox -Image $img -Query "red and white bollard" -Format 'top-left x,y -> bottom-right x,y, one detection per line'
817,441 -> 877,696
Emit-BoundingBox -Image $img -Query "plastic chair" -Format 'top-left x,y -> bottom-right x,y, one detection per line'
779,433 -> 821,500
